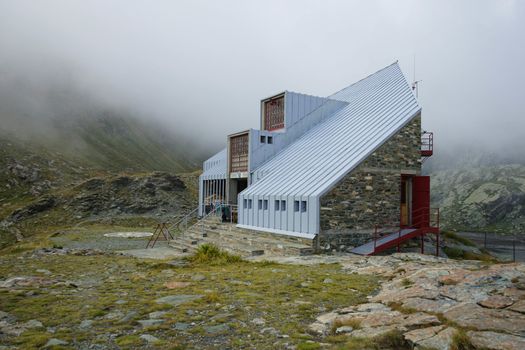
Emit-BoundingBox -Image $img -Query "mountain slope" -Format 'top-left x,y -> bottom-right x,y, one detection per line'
431,164 -> 525,232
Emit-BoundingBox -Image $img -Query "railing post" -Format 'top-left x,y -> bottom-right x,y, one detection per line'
513,236 -> 516,262
374,226 -> 377,252
436,231 -> 439,257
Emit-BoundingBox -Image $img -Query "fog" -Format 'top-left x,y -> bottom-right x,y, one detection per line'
1,0 -> 524,161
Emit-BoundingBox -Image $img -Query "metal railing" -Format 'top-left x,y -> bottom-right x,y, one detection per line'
421,131 -> 433,155
146,207 -> 199,248
369,207 -> 440,254
410,207 -> 440,229
456,232 -> 525,262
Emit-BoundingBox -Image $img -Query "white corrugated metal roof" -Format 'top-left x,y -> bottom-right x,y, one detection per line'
201,148 -> 227,180
243,62 -> 420,197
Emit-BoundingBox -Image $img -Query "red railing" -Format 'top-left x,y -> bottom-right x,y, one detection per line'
411,207 -> 440,229
373,221 -> 402,252
370,207 -> 440,254
421,131 -> 433,157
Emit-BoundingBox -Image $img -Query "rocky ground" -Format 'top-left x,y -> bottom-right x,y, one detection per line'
263,254 -> 525,349
1,226 -> 525,349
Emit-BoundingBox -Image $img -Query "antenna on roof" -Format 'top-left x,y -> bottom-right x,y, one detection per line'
412,54 -> 422,98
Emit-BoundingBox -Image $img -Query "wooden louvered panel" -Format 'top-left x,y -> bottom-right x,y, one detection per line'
264,96 -> 284,131
230,133 -> 249,173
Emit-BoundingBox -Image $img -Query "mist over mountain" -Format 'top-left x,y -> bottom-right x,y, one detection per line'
0,65 -> 210,173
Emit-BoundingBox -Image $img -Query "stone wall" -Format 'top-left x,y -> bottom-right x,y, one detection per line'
318,115 -> 422,251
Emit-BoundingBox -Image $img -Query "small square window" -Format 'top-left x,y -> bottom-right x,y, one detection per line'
260,135 -> 266,143
263,200 -> 268,210
248,199 -> 252,209
275,200 -> 280,211
243,199 -> 247,209
294,200 -> 300,212
258,199 -> 263,210
267,136 -> 273,144
301,201 -> 307,212
281,200 -> 286,211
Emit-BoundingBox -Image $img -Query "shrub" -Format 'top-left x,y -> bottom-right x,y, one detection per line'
401,278 -> 413,287
331,318 -> 362,334
374,329 -> 410,349
443,231 -> 476,247
443,247 -> 465,259
450,329 -> 475,350
188,244 -> 242,265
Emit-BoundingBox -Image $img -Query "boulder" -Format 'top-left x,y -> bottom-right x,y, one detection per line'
444,302 -> 525,335
479,295 -> 514,309
404,325 -> 445,344
415,327 -> 455,350
467,331 -> 525,350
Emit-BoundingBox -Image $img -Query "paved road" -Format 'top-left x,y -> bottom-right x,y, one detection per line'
458,232 -> 525,262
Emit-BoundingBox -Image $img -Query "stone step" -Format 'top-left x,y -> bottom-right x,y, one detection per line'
169,233 -> 267,257
183,226 -> 312,256
188,221 -> 313,248
174,216 -> 315,257
202,223 -> 313,246
168,237 -> 200,253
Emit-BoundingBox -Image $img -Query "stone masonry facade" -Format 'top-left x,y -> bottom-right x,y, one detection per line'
318,114 -> 422,250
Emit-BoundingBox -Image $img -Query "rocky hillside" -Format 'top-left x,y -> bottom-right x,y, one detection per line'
0,113 -> 204,248
431,164 -> 525,233
0,171 -> 199,249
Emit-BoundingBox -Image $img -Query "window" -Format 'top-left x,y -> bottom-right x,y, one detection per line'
301,201 -> 307,212
264,96 -> 285,131
243,199 -> 247,209
248,199 -> 252,209
263,200 -> 268,210
260,135 -> 266,143
258,199 -> 263,210
267,136 -> 273,144
281,200 -> 286,211
275,200 -> 280,211
294,200 -> 300,212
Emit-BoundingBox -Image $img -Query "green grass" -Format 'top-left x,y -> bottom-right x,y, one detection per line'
0,241 -> 378,349
442,231 -> 476,247
187,243 -> 242,265
443,246 -> 496,262
450,329 -> 475,350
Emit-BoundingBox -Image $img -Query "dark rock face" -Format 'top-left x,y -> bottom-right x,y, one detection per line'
69,172 -> 193,218
8,196 -> 58,222
431,165 -> 525,231
483,193 -> 525,225
1,172 -> 197,233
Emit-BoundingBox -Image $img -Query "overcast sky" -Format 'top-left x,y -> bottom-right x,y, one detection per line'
0,0 -> 524,156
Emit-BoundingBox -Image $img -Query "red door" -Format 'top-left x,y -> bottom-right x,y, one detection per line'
412,176 -> 430,228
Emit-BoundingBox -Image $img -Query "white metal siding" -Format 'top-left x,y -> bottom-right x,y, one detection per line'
238,62 -> 421,236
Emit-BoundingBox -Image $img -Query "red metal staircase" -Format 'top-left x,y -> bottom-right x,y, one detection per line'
351,207 -> 440,256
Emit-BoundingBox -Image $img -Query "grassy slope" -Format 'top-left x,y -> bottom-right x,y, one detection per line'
37,113 -> 202,173
0,113 -> 204,248
0,238 -> 378,349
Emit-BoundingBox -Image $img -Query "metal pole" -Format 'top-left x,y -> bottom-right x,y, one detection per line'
374,226 -> 377,252
204,180 -> 208,213
513,236 -> 516,262
421,233 -> 424,254
484,232 -> 487,249
436,232 -> 439,257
